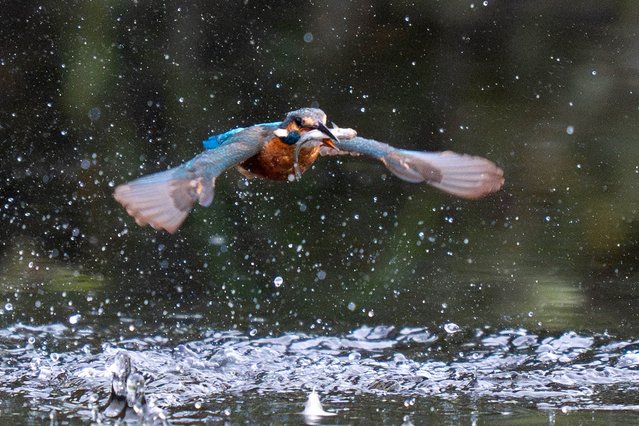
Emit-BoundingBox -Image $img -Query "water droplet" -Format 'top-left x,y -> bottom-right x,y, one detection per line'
591,70 -> 597,76
316,270 -> 326,280
273,276 -> 283,287
303,32 -> 313,43
404,397 -> 416,407
69,313 -> 81,325
4,303 -> 13,312
347,302 -> 356,311
209,235 -> 225,246
566,126 -> 574,135
444,322 -> 460,334
87,107 -> 101,122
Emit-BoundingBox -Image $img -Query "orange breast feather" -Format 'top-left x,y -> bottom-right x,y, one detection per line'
238,136 -> 320,181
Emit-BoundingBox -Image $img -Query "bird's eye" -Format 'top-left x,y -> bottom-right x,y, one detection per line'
293,117 -> 303,127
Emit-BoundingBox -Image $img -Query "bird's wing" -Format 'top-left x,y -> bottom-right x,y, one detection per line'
202,121 -> 280,149
114,125 -> 271,233
323,136 -> 504,200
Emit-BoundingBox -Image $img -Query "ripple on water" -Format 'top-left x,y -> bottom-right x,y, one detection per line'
1,324 -> 639,423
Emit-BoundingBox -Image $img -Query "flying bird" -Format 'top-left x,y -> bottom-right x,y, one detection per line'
114,108 -> 504,233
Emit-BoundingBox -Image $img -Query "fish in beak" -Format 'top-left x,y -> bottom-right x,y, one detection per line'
313,121 -> 339,150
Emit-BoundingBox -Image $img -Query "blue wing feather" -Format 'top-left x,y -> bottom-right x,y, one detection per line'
203,121 -> 281,150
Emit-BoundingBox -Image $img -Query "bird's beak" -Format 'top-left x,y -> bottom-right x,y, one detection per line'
313,121 -> 339,149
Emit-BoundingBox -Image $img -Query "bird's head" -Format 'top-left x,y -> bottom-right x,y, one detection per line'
274,108 -> 339,149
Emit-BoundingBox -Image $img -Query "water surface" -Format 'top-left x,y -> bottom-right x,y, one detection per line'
2,0 -> 639,423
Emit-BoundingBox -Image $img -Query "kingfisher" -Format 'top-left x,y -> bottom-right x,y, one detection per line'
114,108 -> 504,233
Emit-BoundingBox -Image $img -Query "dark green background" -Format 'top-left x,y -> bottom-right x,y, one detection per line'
2,0 -> 639,356
4,1 -> 639,423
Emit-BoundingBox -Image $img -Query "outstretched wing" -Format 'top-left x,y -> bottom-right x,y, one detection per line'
114,125 -> 272,233
202,121 -> 280,149
323,136 -> 504,199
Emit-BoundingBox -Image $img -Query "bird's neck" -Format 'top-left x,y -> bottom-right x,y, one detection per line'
279,130 -> 301,145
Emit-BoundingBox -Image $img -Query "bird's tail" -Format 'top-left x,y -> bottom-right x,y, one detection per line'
113,166 -> 215,233
382,150 -> 504,199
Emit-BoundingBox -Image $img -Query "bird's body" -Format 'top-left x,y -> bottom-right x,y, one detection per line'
238,138 -> 320,181
201,113 -> 330,181
114,108 -> 505,233
234,124 -> 323,181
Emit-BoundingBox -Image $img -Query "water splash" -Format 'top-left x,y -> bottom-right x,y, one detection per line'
1,324 -> 639,423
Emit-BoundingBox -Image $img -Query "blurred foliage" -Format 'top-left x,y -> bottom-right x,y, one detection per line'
1,0 -> 639,335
